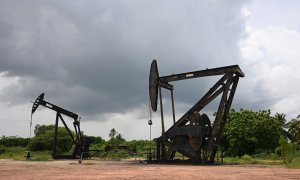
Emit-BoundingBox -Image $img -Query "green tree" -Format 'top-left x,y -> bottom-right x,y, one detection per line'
0,136 -> 29,147
115,134 -> 125,144
109,128 -> 117,139
28,124 -> 74,153
277,136 -> 293,163
223,109 -> 282,157
286,115 -> 300,144
107,128 -> 125,146
275,113 -> 286,127
126,140 -> 152,153
86,136 -> 106,150
34,124 -> 55,136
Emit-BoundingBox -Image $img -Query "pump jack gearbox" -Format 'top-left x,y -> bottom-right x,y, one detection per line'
31,93 -> 89,159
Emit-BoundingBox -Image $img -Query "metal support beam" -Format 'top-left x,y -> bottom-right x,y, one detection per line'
159,65 -> 244,83
159,85 -> 165,134
171,89 -> 176,124
156,140 -> 161,160
164,74 -> 228,137
53,113 -> 59,158
205,73 -> 233,162
160,83 -> 173,90
209,76 -> 240,162
58,113 -> 76,143
38,100 -> 78,120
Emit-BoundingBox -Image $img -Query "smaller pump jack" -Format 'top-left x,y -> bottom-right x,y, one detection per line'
31,93 -> 89,159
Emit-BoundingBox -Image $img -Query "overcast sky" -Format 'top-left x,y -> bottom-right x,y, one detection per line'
1,0 -> 300,140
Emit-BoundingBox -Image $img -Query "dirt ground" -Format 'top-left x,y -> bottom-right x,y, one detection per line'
1,159 -> 300,180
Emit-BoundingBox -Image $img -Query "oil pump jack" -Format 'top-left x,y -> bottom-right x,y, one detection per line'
149,60 -> 244,164
31,93 -> 89,159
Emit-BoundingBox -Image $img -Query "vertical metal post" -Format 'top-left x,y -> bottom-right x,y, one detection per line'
159,85 -> 167,160
156,141 -> 161,160
171,89 -> 176,124
161,144 -> 166,161
53,113 -> 59,158
221,147 -> 224,164
159,84 -> 165,134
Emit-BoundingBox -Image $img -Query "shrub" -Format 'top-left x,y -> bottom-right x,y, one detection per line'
277,136 -> 293,163
241,154 -> 253,161
0,145 -> 5,154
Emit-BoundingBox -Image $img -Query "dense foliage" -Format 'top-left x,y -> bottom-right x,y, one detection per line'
87,136 -> 106,150
277,136 -> 294,163
286,115 -> 300,144
28,124 -> 74,153
107,128 -> 126,146
0,136 -> 29,147
222,109 -> 283,157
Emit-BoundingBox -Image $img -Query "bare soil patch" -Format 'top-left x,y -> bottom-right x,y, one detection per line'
0,159 -> 300,179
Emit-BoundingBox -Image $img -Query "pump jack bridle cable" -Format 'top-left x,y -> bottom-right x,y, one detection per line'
148,100 -> 152,122
30,115 -> 32,138
30,101 -> 34,138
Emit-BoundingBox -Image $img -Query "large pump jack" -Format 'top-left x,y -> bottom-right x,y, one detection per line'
149,60 -> 244,164
31,93 -> 89,159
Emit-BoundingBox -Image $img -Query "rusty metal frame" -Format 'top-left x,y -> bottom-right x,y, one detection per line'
31,93 -> 88,159
149,60 -> 244,164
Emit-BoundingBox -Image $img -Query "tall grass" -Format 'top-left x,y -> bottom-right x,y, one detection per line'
0,146 -> 27,160
223,152 -> 300,168
286,157 -> 300,168
0,146 -> 52,161
29,151 -> 52,161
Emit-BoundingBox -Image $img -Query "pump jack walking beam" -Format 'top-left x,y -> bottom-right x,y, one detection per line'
31,93 -> 88,159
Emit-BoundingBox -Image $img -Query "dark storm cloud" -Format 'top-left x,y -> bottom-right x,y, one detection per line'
0,0 -> 248,119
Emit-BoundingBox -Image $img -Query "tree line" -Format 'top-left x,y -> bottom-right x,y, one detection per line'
1,109 -> 300,159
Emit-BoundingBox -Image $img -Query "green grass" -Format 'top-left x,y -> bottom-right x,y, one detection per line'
0,146 -> 27,160
223,153 -> 300,168
224,156 -> 283,165
1,145 -> 299,168
223,154 -> 282,165
28,151 -> 52,161
284,157 -> 300,168
0,146 -> 52,161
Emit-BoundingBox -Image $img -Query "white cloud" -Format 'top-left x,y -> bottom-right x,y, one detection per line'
273,95 -> 300,118
0,102 -> 33,137
241,7 -> 251,18
240,26 -> 300,119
